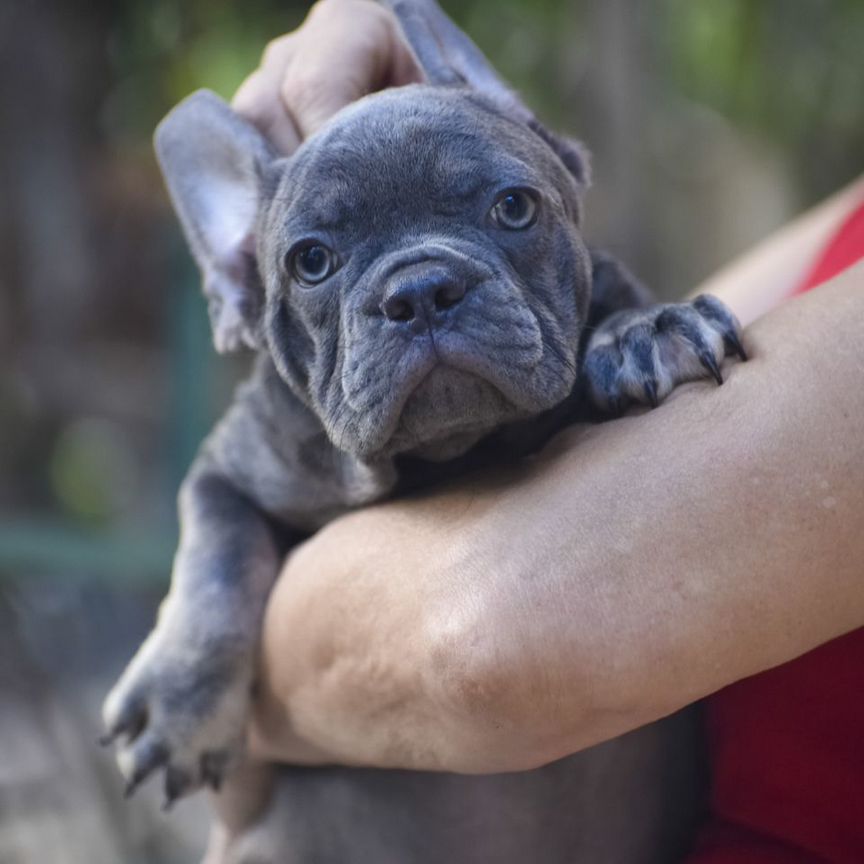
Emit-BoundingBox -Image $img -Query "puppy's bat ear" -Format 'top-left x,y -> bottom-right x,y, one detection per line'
385,0 -> 590,186
155,89 -> 276,353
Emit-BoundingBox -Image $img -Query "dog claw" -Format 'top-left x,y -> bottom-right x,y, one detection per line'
200,751 -> 228,792
725,331 -> 748,362
123,740 -> 170,798
103,699 -> 147,748
699,351 -> 723,385
643,380 -> 659,408
692,294 -> 747,362
162,765 -> 192,809
124,776 -> 142,799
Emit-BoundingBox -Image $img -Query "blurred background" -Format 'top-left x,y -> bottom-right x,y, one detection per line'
1,0 -> 862,860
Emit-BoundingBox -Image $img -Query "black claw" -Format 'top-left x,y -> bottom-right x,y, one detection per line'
200,751 -> 228,792
643,380 -> 659,408
123,740 -> 169,799
161,788 -> 180,812
124,776 -> 142,799
692,294 -> 748,363
163,765 -> 190,809
699,351 -> 724,385
656,305 -> 722,383
725,331 -> 748,362
104,703 -> 147,747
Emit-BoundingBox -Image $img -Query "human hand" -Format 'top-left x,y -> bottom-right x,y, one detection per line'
232,0 -> 421,154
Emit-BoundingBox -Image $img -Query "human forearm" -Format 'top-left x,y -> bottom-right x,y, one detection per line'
692,174 -> 864,324
250,265 -> 864,772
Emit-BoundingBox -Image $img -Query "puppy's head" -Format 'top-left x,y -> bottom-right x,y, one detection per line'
157,0 -> 592,460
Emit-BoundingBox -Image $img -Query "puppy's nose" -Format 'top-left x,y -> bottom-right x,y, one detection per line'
381,268 -> 467,324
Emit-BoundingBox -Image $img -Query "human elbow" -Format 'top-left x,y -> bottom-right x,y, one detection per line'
423,604 -> 570,773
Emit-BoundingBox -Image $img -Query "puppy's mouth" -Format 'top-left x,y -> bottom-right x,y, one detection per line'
339,290 -> 579,459
386,363 -> 519,459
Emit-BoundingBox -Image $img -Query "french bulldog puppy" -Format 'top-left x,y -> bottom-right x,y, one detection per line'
103,1 -> 745,861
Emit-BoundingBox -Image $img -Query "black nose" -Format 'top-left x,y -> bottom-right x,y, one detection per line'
381,267 -> 467,324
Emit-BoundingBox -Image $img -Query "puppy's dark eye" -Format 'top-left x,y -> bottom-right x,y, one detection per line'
287,242 -> 337,285
491,189 -> 538,230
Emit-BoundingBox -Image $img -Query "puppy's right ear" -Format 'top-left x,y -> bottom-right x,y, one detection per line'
386,0 -> 590,187
155,90 -> 277,353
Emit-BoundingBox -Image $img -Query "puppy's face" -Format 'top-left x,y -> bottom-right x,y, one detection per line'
156,2 -> 594,461
258,86 -> 590,460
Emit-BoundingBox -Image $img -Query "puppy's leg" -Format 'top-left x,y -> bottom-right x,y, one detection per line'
102,464 -> 282,807
587,248 -> 655,324
582,294 -> 747,413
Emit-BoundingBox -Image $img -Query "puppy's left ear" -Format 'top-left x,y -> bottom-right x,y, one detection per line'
385,0 -> 590,186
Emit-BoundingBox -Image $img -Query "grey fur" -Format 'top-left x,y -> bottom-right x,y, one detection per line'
103,1 -> 743,860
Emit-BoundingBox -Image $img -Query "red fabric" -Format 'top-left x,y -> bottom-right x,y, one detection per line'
687,200 -> 864,864
794,200 -> 864,295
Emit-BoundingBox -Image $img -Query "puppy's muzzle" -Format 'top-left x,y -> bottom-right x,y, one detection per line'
381,262 -> 468,333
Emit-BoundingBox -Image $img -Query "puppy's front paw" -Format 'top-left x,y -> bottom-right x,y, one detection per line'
101,632 -> 252,809
582,294 -> 747,412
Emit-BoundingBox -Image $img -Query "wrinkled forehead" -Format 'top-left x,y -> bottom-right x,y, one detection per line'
271,87 -> 560,230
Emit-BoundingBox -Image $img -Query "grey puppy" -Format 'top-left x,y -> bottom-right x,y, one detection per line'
103,1 -> 746,861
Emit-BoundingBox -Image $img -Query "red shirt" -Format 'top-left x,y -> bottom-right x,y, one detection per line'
687,202 -> 864,863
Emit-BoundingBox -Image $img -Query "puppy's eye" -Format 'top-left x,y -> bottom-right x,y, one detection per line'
287,242 -> 337,286
491,189 -> 538,230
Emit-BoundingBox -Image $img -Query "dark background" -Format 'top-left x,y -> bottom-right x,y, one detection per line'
1,0 -> 862,860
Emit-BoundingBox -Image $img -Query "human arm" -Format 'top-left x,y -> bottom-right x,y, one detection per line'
247,251 -> 864,774
690,174 -> 864,316
227,0 -> 864,776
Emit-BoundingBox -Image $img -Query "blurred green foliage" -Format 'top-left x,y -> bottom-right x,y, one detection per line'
101,0 -> 863,197
104,0 -> 307,143
49,418 -> 133,524
662,0 -> 864,196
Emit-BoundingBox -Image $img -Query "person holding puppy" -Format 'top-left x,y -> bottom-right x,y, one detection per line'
233,1 -> 864,860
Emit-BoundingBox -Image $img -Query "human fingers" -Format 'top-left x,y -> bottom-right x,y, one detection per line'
233,0 -> 421,153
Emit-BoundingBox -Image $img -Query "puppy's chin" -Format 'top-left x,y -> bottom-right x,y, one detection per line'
384,366 -> 525,460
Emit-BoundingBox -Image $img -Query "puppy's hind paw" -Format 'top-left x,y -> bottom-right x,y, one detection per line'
582,293 -> 746,413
